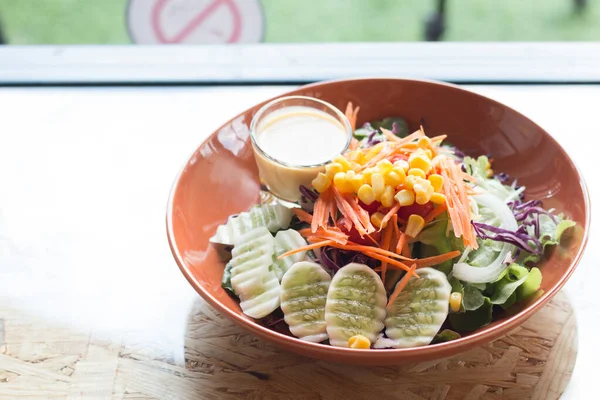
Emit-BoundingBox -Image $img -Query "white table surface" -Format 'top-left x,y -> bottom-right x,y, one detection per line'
0,85 -> 597,399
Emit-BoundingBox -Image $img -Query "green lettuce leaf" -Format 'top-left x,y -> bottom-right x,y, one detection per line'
523,215 -> 576,264
449,298 -> 493,332
370,117 -> 409,137
489,264 -> 541,309
431,329 -> 461,344
221,262 -> 236,296
517,267 -> 542,299
416,213 -> 461,274
463,284 -> 486,311
490,273 -> 529,305
463,156 -> 522,201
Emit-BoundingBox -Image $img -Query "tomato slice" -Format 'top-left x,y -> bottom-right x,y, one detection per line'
398,202 -> 434,220
358,200 -> 381,215
337,217 -> 380,246
389,154 -> 408,164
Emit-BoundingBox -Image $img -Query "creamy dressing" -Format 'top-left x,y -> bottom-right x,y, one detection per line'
256,106 -> 348,166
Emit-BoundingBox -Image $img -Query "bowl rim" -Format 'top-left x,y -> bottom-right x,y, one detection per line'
166,77 -> 591,360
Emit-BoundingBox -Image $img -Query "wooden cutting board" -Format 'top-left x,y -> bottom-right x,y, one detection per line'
0,291 -> 576,400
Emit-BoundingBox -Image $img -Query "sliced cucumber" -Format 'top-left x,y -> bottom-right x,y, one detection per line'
210,203 -> 294,245
229,227 -> 281,318
375,267 -> 451,349
239,271 -> 281,319
280,261 -> 331,343
325,263 -> 387,347
229,227 -> 275,296
273,229 -> 308,281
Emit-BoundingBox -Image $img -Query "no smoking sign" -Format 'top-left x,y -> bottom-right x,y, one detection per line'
128,0 -> 264,44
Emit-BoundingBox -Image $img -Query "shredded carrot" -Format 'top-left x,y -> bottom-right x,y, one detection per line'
347,195 -> 374,232
380,127 -> 401,142
311,189 -> 336,233
392,215 -> 400,238
365,251 -> 418,277
386,263 -> 418,309
360,144 -> 395,170
440,157 -> 478,249
344,102 -> 360,132
461,172 -> 478,183
423,203 -> 448,225
395,129 -> 425,146
299,226 -> 348,245
326,241 -> 413,261
378,203 -> 401,232
278,240 -> 334,259
349,137 -> 360,151
304,235 -> 414,261
396,231 -> 407,255
293,208 -> 313,224
360,129 -> 427,170
429,134 -> 448,143
399,142 -> 418,150
379,223 -> 394,284
332,187 -> 375,237
413,250 -> 461,268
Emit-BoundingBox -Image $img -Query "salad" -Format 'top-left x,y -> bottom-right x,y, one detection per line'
210,103 -> 575,349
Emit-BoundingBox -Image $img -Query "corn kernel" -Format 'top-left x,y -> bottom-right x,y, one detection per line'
393,159 -> 410,172
430,193 -> 446,205
450,292 -> 462,313
365,144 -> 383,161
409,155 -> 432,174
349,173 -> 366,192
414,179 -> 434,205
380,185 -> 395,207
350,161 -> 362,171
311,172 -> 331,193
406,214 -> 425,237
377,159 -> 393,175
392,166 -> 407,181
415,193 -> 430,205
333,155 -> 352,171
346,151 -> 365,167
417,137 -> 431,149
385,171 -> 403,187
362,167 -> 376,184
346,150 -> 358,160
413,178 -> 433,194
408,168 -> 426,179
395,189 -> 415,206
404,175 -> 417,190
348,334 -> 371,349
358,184 -> 376,205
354,151 -> 367,165
334,172 -> 352,193
371,173 -> 385,197
428,174 -> 444,192
325,162 -> 343,178
371,212 -> 387,229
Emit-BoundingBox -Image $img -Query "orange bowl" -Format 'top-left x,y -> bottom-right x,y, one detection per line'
166,78 -> 590,365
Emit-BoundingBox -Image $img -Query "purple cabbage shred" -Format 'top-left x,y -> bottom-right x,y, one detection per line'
319,246 -> 378,272
299,185 -> 318,202
472,221 -> 542,255
366,130 -> 381,146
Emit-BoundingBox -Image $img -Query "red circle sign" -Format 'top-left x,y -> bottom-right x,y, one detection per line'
128,0 -> 264,44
